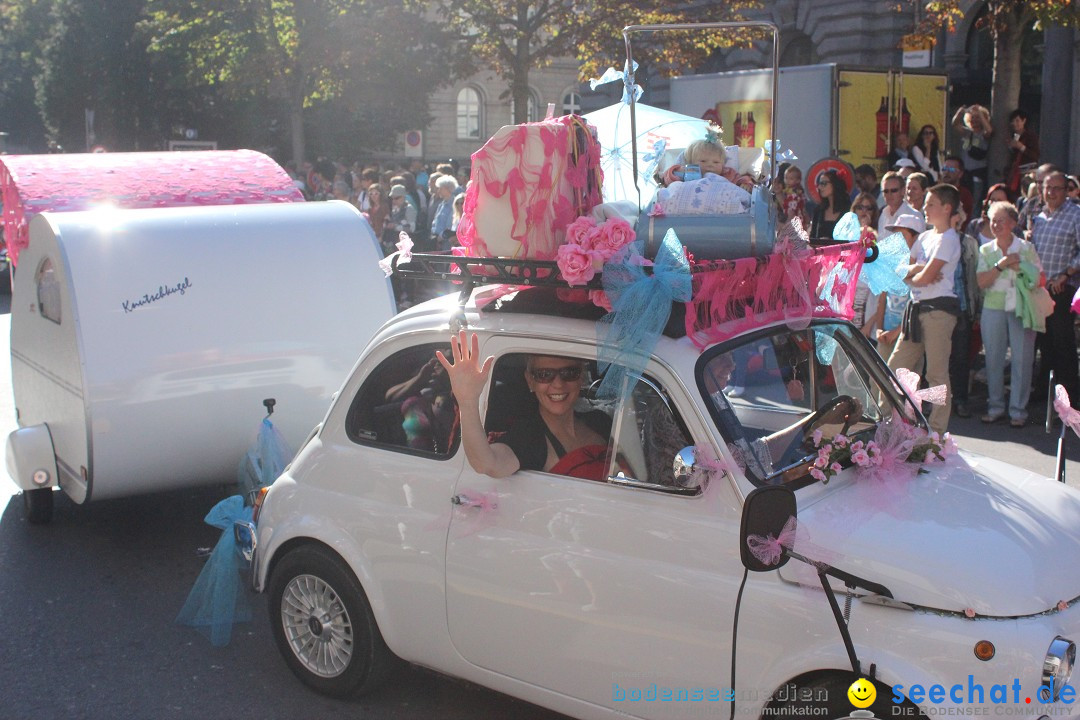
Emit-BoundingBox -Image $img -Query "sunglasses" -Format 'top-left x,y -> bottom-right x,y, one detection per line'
883,188 -> 902,194
816,178 -> 830,186
854,204 -> 876,211
922,130 -> 936,136
529,366 -> 583,383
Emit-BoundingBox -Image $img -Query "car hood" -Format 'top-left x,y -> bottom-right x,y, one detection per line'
778,451 -> 1080,617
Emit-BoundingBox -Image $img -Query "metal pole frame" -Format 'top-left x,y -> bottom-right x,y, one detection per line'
622,22 -> 781,211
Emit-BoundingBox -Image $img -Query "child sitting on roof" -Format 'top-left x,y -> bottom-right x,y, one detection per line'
655,138 -> 753,216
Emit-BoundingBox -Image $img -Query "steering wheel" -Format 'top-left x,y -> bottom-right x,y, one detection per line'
806,395 -> 863,437
778,394 -> 863,467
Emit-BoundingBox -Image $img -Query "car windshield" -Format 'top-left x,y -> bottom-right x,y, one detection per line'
698,321 -> 922,486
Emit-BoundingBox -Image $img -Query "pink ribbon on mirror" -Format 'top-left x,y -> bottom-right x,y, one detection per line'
746,516 -> 798,567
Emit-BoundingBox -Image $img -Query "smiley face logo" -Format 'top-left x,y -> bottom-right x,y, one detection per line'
848,678 -> 877,708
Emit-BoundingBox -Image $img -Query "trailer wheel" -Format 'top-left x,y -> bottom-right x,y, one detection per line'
23,488 -> 54,525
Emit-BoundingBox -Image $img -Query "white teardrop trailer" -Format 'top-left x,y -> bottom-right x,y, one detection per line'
5,199 -> 395,523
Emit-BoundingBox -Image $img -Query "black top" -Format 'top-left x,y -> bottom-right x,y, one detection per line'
809,205 -> 840,241
500,410 -> 613,471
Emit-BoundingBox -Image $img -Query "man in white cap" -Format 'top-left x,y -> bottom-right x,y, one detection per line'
871,213 -> 925,364
385,183 -> 417,237
894,157 -> 917,178
877,171 -> 918,239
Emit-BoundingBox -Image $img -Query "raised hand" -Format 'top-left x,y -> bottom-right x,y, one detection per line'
436,330 -> 494,405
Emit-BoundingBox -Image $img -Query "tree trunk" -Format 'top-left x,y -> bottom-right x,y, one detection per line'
987,8 -> 1026,186
511,2 -> 531,124
290,99 -> 306,167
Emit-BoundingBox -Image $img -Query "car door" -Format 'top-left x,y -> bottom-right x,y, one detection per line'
443,336 -> 747,717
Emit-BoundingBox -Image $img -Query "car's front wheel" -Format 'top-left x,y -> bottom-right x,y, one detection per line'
268,544 -> 396,697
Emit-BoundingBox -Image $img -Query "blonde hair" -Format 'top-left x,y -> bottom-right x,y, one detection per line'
965,104 -> 990,129
684,139 -> 727,167
987,200 -> 1018,223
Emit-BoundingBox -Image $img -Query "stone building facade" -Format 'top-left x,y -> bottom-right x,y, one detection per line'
421,58 -> 585,166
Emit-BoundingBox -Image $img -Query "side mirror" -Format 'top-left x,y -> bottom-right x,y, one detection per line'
739,485 -> 797,572
672,446 -> 700,489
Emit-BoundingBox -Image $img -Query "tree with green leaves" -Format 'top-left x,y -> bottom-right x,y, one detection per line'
902,0 -> 1080,185
144,0 -> 456,165
440,0 -> 762,125
0,0 -> 50,151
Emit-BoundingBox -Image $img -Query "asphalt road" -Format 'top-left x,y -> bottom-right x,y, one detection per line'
1,292 -> 1078,720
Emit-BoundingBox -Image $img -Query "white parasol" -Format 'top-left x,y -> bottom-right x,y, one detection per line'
583,102 -> 709,208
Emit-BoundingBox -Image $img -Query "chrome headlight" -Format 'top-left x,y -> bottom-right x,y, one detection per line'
1041,636 -> 1076,702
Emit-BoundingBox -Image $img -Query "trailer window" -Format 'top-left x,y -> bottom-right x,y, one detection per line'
35,257 -> 62,325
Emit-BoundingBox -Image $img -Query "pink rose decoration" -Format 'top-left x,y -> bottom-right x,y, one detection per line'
851,450 -> 870,466
829,462 -> 842,474
810,468 -> 827,482
591,218 -> 636,261
588,289 -> 613,312
557,243 -> 599,286
564,216 -> 597,250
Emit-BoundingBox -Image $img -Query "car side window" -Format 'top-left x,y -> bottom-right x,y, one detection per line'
485,353 -> 692,490
345,343 -> 459,458
608,375 -> 694,488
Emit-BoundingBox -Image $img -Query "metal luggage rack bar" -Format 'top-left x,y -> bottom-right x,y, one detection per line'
392,252 -> 605,305
393,242 -> 876,307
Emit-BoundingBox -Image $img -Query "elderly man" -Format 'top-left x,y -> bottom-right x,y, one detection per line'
878,171 -> 918,237
1019,163 -> 1062,234
429,175 -> 460,250
1030,171 -> 1080,405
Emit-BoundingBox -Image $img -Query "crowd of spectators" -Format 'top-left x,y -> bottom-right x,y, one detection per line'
285,157 -> 470,256
776,103 -> 1080,432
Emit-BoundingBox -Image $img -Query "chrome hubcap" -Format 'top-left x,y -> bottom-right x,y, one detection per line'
280,573 -> 353,677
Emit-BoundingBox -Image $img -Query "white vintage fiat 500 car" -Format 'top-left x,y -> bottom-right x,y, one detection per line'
247,262 -> 1080,720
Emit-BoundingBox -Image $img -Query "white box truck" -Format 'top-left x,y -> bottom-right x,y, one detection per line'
670,64 -> 949,176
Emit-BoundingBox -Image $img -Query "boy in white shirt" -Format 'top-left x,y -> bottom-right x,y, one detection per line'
886,184 -> 963,433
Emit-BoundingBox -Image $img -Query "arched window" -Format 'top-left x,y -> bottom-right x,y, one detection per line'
457,87 -> 483,139
561,89 -> 582,115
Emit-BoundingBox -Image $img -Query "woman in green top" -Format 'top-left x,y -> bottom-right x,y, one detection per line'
975,201 -> 1043,426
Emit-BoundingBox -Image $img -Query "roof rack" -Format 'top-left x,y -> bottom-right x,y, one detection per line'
392,241 -> 877,306
393,253 -> 604,305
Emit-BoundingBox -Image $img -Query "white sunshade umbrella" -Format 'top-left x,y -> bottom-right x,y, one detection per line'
583,101 -> 709,208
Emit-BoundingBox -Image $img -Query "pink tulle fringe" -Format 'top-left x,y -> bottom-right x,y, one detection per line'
686,242 -> 865,348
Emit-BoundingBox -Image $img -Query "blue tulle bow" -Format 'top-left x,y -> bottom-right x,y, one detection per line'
762,140 -> 798,176
596,229 -> 691,400
176,495 -> 253,646
588,62 -> 642,104
861,230 -> 913,296
832,211 -> 862,242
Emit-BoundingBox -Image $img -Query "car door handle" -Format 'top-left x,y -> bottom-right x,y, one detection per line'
451,492 -> 498,510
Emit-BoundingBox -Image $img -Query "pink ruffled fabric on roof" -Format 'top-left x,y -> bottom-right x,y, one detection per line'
686,242 -> 865,348
0,149 -> 303,266
457,115 -> 603,260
